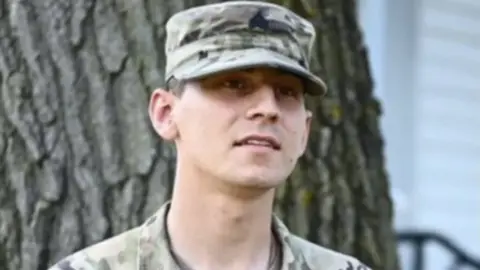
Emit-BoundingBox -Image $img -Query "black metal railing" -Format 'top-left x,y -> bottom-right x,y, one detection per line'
397,230 -> 480,270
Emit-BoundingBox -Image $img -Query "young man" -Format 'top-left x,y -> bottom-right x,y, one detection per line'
49,1 -> 371,270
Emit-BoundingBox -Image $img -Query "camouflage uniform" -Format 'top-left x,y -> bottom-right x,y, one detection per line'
49,1 -> 372,269
49,203 -> 370,270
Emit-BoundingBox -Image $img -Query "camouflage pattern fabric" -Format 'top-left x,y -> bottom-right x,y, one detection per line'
164,1 -> 327,95
48,202 -> 371,270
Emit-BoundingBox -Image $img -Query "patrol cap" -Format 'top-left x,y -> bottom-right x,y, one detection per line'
164,1 -> 327,96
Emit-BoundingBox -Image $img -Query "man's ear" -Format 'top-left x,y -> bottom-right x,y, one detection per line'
148,88 -> 178,141
299,110 -> 312,156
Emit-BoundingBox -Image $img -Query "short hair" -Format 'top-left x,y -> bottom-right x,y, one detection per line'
165,77 -> 186,96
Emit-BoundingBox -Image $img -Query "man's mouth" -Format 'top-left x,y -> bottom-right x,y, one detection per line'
233,135 -> 281,150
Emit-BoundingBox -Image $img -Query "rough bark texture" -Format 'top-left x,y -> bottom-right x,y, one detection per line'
0,0 -> 398,269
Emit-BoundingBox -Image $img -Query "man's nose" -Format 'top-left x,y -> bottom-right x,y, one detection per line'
245,86 -> 280,122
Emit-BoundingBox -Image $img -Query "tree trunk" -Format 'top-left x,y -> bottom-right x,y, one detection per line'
0,0 -> 399,269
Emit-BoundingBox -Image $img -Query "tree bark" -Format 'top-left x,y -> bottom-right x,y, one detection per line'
0,0 -> 399,269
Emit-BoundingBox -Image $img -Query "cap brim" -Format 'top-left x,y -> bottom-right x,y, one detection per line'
172,48 -> 327,96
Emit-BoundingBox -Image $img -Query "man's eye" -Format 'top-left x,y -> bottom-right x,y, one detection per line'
223,79 -> 247,90
276,86 -> 300,98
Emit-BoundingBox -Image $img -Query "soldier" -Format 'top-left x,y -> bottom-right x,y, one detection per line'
49,1 -> 372,270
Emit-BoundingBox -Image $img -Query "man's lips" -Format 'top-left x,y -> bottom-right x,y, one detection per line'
233,134 -> 281,150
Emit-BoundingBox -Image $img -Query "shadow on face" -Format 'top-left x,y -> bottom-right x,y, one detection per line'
149,67 -> 313,189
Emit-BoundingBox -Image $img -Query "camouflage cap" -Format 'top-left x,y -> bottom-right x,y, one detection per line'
164,1 -> 327,95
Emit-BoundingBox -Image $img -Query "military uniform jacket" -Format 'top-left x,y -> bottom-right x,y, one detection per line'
48,203 -> 371,270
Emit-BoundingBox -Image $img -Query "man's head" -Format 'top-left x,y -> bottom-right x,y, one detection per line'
148,1 -> 327,190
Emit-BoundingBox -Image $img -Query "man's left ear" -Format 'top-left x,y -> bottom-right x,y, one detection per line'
299,110 -> 312,155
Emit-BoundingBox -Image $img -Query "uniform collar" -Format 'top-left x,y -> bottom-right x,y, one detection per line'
137,202 -> 177,269
137,202 -> 309,269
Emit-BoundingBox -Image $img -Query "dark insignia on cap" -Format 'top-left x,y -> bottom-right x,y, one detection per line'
248,8 -> 293,34
338,261 -> 369,270
57,260 -> 76,270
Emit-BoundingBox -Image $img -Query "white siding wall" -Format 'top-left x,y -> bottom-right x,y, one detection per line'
413,0 -> 480,268
360,0 -> 480,269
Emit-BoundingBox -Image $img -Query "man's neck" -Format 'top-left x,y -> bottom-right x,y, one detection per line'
166,170 -> 277,270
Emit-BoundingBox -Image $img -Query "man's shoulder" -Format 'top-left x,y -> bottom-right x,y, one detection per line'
289,235 -> 372,270
48,227 -> 142,270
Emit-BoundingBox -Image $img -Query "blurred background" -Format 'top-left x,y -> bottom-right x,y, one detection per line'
358,0 -> 480,269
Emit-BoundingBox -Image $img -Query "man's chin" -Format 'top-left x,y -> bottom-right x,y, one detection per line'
218,180 -> 278,199
229,172 -> 286,189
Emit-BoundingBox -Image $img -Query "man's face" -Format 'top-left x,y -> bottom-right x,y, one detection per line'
149,67 -> 312,189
